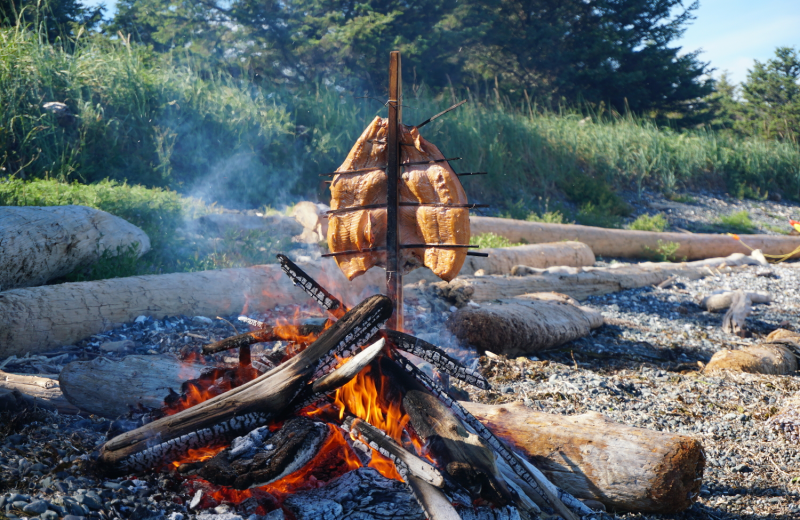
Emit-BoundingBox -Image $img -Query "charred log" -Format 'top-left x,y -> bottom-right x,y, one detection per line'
198,417 -> 329,489
97,294 -> 392,474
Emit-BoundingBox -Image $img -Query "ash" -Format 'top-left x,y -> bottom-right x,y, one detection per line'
2,264 -> 800,519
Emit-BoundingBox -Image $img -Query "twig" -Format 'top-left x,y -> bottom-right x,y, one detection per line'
216,316 -> 239,335
415,99 -> 467,129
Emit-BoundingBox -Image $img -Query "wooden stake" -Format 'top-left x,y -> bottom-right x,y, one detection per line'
386,50 -> 403,331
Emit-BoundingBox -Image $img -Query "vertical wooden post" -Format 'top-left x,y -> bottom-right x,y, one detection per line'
386,51 -> 403,331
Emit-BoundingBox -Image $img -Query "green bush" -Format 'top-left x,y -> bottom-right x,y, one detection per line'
471,232 -> 522,249
717,211 -> 756,234
526,211 -> 565,224
628,213 -> 667,232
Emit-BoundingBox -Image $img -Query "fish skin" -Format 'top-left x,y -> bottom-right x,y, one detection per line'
327,117 -> 470,281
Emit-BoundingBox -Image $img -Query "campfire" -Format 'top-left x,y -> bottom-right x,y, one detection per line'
95,253 -> 596,520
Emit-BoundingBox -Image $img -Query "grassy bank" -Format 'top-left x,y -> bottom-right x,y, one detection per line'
3,25 -> 800,214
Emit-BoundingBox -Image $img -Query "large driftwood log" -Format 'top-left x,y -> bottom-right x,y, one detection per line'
0,205 -> 150,291
446,293 -> 603,356
471,216 -> 800,260
59,355 -> 210,417
463,401 -> 704,513
97,295 -> 392,474
0,370 -> 80,414
435,264 -> 710,305
0,258 -> 385,357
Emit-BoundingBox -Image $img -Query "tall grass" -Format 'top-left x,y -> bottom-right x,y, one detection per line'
3,24 -> 800,211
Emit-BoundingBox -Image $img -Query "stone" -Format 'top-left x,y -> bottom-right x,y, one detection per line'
41,510 -> 59,520
22,501 -> 48,515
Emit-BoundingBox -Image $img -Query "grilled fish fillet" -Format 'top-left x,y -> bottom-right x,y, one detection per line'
327,116 -> 470,281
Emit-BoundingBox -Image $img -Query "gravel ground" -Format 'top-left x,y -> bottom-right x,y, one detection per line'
1,191 -> 800,520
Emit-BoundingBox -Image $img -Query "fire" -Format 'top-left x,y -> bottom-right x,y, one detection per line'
334,363 -> 425,481
171,446 -> 226,468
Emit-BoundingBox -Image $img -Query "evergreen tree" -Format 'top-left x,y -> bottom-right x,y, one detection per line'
739,46 -> 800,142
1,0 -> 103,40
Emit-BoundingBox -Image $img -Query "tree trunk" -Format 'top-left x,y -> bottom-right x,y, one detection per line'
0,370 -> 80,414
470,216 -> 800,261
445,293 -> 603,356
0,258 -> 384,357
59,355 -> 210,417
0,205 -> 151,291
97,295 -> 392,474
462,401 -> 705,513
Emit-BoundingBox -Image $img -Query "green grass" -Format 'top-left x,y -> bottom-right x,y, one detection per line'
3,24 -> 800,213
471,232 -> 523,249
717,210 -> 757,234
628,213 -> 668,232
643,239 -> 682,262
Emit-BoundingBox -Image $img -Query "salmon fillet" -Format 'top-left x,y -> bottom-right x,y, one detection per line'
327,116 -> 470,281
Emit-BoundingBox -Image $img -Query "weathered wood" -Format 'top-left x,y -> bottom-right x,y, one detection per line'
405,474 -> 462,520
291,201 -> 329,242
59,355 -> 209,417
701,290 -> 771,312
462,401 -> 705,513
97,295 -> 392,474
0,205 -> 151,291
0,370 -> 80,414
463,242 -> 594,275
312,339 -> 386,394
445,293 -> 603,356
470,216 -> 800,260
721,290 -> 752,335
704,344 -> 797,375
0,258 -> 384,357
436,263 -> 713,305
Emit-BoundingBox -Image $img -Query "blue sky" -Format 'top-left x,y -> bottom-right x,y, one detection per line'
85,0 -> 799,85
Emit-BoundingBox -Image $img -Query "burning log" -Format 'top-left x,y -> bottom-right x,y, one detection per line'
462,402 -> 705,513
97,294 -> 393,474
0,370 -> 80,415
202,319 -> 327,356
445,293 -> 603,356
0,205 -> 150,291
470,216 -> 800,261
198,418 -> 330,489
59,355 -> 209,417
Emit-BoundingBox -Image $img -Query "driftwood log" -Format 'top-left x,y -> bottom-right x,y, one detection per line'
97,295 -> 392,474
59,355 -> 210,417
0,205 -> 151,291
0,258 -> 385,357
721,290 -> 753,335
471,216 -> 800,260
0,370 -> 80,414
463,242 -> 594,276
463,401 -> 704,513
704,329 -> 800,375
446,293 -> 603,356
701,290 -> 771,312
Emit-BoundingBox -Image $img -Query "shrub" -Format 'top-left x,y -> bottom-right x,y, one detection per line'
471,232 -> 522,249
717,211 -> 756,234
628,213 -> 667,232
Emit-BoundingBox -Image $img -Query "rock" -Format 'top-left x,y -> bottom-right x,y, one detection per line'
75,494 -> 101,511
62,516 -> 87,520
22,501 -> 48,514
196,514 -> 244,520
733,464 -> 753,473
100,340 -> 135,353
41,510 -> 59,520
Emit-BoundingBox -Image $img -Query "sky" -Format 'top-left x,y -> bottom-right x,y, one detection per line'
84,0 -> 800,86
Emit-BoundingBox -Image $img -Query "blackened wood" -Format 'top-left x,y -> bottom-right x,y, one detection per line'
386,50 -> 403,331
415,99 -> 467,129
406,474 -> 462,520
202,320 -> 326,355
97,294 -> 392,474
199,417 -> 329,489
311,339 -> 386,395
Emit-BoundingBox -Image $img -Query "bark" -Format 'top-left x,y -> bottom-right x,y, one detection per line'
701,290 -> 771,312
470,216 -> 800,261
462,402 -> 705,513
96,295 -> 392,474
704,344 -> 797,375
58,355 -> 210,418
0,258 -> 384,357
0,370 -> 80,414
0,205 -> 150,291
445,293 -> 603,356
